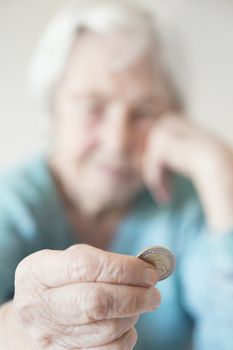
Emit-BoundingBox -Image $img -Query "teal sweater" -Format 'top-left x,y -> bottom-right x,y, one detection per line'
0,154 -> 233,350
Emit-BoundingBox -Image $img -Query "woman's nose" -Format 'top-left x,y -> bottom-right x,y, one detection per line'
99,104 -> 132,155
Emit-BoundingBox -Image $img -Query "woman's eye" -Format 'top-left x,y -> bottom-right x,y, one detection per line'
133,107 -> 156,120
87,101 -> 105,115
74,100 -> 105,117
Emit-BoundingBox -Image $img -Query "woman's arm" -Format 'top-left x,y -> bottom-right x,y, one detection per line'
178,220 -> 233,349
143,113 -> 233,231
143,113 -> 233,349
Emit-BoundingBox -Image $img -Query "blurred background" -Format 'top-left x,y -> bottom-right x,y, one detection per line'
0,0 -> 233,170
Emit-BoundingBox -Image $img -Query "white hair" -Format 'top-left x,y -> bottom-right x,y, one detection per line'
29,0 -> 182,117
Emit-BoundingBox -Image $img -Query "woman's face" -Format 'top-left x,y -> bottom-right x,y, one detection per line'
53,32 -> 172,212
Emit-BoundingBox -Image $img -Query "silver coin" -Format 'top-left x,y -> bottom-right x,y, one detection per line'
137,246 -> 176,281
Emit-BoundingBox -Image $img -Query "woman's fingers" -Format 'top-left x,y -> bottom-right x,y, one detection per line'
45,282 -> 161,325
142,113 -> 194,198
14,246 -> 159,350
51,316 -> 139,348
16,244 -> 158,289
53,327 -> 137,350
87,327 -> 138,350
144,165 -> 172,203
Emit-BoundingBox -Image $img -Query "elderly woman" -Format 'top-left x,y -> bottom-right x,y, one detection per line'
1,1 -> 233,349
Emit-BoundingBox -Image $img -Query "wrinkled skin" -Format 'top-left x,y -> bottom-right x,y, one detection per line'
14,245 -> 159,349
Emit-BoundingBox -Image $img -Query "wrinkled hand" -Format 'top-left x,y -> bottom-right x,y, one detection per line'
143,113 -> 233,231
13,244 -> 160,350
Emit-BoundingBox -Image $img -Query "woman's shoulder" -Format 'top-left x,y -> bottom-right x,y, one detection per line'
0,152 -> 72,248
0,153 -> 60,236
0,153 -> 53,206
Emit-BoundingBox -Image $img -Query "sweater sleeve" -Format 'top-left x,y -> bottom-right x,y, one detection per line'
0,220 -> 29,304
0,155 -> 76,306
178,209 -> 233,350
0,177 -> 39,305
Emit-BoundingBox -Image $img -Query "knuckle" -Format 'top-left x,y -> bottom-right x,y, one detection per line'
15,249 -> 51,286
87,287 -> 112,321
105,255 -> 128,284
107,320 -> 121,341
115,293 -> 137,316
65,244 -> 104,283
15,257 -> 30,284
130,291 -> 144,314
66,243 -> 90,253
113,316 -> 138,341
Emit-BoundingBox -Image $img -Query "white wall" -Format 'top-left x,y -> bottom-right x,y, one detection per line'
0,0 -> 233,169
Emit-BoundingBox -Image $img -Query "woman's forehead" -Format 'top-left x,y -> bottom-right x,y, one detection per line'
61,31 -> 166,97
65,31 -> 161,78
